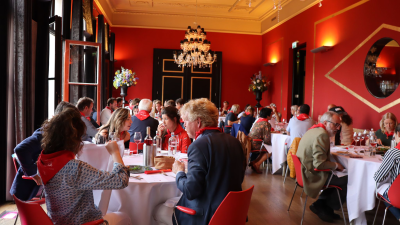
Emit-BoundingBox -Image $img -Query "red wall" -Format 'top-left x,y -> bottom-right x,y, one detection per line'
111,27 -> 262,110
261,0 -> 400,129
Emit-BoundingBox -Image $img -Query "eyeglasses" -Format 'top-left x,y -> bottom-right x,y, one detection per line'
327,120 -> 341,128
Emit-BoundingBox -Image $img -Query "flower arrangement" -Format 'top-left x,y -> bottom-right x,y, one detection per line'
248,71 -> 270,93
113,67 -> 138,89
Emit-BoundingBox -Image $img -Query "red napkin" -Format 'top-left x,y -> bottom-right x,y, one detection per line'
144,169 -> 172,174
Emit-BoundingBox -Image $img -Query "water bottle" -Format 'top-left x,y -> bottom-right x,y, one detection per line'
153,131 -> 162,155
391,136 -> 397,149
168,132 -> 178,155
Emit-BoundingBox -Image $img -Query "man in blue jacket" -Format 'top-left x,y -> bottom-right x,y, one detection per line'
153,98 -> 245,225
10,101 -> 77,201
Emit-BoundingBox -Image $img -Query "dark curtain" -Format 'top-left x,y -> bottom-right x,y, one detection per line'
5,0 -> 51,201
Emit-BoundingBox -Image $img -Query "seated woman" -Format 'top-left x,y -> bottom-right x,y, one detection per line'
290,105 -> 298,120
95,108 -> 132,149
157,106 -> 191,153
222,101 -> 229,115
151,100 -> 162,120
374,124 -> 400,222
224,104 -> 240,134
240,106 -> 256,134
248,108 -> 273,174
376,112 -> 398,146
37,108 -> 130,225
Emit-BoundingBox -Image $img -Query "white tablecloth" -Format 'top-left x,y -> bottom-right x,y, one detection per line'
264,133 -> 290,174
330,148 -> 382,225
108,155 -> 181,225
219,116 -> 226,122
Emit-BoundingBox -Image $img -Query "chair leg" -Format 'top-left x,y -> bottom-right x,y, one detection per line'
382,206 -> 389,225
284,164 -> 289,184
300,189 -> 304,198
287,184 -> 298,211
14,214 -> 18,225
372,198 -> 381,225
335,188 -> 347,225
301,195 -> 308,225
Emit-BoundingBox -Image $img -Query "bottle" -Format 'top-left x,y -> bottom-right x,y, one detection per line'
391,135 -> 397,149
168,132 -> 178,155
142,126 -> 152,154
153,131 -> 162,155
143,126 -> 155,166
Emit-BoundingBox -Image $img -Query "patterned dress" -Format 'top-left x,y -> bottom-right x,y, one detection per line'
374,148 -> 400,199
248,121 -> 272,150
44,159 -> 129,225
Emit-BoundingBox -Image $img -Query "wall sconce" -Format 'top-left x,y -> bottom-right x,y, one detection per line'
310,46 -> 333,53
263,62 -> 277,67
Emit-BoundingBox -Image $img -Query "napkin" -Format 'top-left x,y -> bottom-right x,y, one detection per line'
144,169 -> 172,174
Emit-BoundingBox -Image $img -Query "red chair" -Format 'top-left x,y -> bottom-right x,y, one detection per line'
372,176 -> 400,225
175,185 -> 254,225
287,154 -> 347,225
13,195 -> 106,225
250,139 -> 271,173
129,142 -> 143,154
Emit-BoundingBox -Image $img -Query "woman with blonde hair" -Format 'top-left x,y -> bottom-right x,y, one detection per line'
224,104 -> 240,134
95,108 -> 132,148
376,112 -> 398,146
151,99 -> 162,120
239,106 -> 256,134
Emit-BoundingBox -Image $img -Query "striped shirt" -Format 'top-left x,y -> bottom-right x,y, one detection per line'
373,148 -> 400,199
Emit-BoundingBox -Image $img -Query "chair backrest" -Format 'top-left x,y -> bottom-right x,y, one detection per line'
208,185 -> 254,225
290,154 -> 304,187
13,195 -> 53,225
388,175 -> 400,208
12,154 -> 19,174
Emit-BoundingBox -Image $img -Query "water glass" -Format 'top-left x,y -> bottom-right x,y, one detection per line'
371,147 -> 376,157
364,148 -> 370,156
108,132 -> 116,141
96,135 -> 107,144
348,145 -> 355,152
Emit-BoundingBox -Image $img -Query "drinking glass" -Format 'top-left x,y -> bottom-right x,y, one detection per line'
96,135 -> 106,144
108,132 -> 116,141
133,132 -> 142,156
360,132 -> 365,146
353,132 -> 360,146
348,145 -> 355,152
370,136 -> 377,157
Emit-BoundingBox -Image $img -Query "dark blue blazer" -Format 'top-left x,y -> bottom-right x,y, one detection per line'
10,129 -> 43,201
240,116 -> 255,134
173,129 -> 245,225
128,115 -> 159,142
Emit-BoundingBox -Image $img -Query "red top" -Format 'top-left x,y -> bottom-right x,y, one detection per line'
162,124 -> 191,153
37,150 -> 75,185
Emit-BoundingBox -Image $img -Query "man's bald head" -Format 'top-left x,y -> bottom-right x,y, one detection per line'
327,104 -> 336,112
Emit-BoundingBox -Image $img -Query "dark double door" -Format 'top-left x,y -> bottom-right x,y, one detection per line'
152,49 -> 222,107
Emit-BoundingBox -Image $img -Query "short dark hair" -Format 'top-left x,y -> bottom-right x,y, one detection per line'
176,98 -> 185,105
76,97 -> 94,112
116,97 -> 123,104
161,106 -> 180,124
223,101 -> 229,105
107,98 -> 116,106
259,108 -> 272,119
299,104 -> 310,115
54,101 -> 78,116
133,98 -> 140,105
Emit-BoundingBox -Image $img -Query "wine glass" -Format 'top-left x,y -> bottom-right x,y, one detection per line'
369,135 -> 377,157
353,132 -> 360,146
133,132 -> 142,156
359,132 -> 365,146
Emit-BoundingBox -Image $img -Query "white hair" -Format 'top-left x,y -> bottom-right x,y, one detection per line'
320,111 -> 336,123
139,99 -> 153,112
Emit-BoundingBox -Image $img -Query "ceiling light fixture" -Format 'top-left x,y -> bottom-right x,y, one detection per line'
173,0 -> 216,68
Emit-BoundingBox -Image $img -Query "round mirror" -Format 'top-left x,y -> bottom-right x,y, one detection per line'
364,38 -> 400,98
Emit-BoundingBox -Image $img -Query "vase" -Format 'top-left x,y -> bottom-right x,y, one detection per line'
254,90 -> 263,108
120,85 -> 128,104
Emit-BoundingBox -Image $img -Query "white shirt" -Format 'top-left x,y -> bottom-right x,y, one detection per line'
286,116 -> 315,146
100,108 -> 112,125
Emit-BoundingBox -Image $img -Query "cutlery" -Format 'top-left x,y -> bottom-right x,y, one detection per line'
161,171 -> 176,178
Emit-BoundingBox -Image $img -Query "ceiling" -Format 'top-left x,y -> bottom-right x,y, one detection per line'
94,0 -> 321,34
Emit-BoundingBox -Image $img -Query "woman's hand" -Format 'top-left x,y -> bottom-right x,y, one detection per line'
377,139 -> 383,146
157,123 -> 166,135
105,141 -> 124,165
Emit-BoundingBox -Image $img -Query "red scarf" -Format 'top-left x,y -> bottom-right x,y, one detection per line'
180,118 -> 184,123
227,111 -> 233,114
245,112 -> 251,116
136,110 -> 150,121
80,112 -> 91,121
37,150 -> 75,185
297,113 -> 309,121
385,131 -> 394,138
256,118 -> 269,123
195,127 -> 222,139
309,123 -> 326,130
106,106 -> 114,113
129,105 -> 134,110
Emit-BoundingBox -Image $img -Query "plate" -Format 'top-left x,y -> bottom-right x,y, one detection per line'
128,165 -> 153,174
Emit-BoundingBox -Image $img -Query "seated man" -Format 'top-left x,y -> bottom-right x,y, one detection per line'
153,98 -> 245,225
286,104 -> 315,146
128,99 -> 159,144
116,97 -> 123,108
10,101 -> 77,201
296,111 -> 347,223
100,97 -> 117,125
76,97 -> 98,142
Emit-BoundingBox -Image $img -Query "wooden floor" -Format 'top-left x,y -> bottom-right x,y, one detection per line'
0,166 -> 398,225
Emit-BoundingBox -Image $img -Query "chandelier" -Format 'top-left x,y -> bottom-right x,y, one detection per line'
173,25 -> 217,68
364,47 -> 387,78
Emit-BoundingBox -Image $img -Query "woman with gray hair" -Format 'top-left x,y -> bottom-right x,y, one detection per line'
224,104 -> 240,134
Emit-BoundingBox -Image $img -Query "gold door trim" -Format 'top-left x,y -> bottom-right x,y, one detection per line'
191,66 -> 212,74
191,77 -> 212,101
163,59 -> 184,73
312,0 -> 370,117
162,76 -> 184,103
